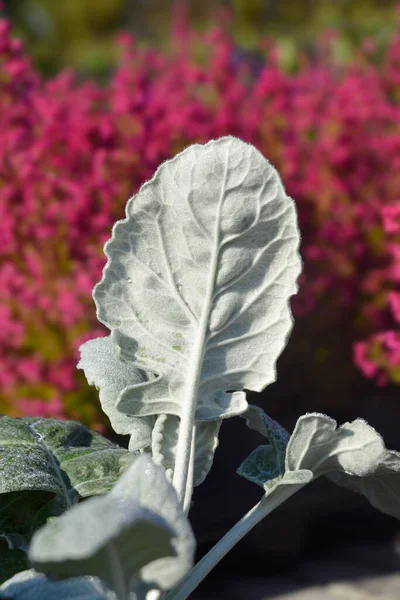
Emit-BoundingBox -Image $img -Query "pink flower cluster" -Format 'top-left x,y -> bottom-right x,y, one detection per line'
1,19 -> 400,424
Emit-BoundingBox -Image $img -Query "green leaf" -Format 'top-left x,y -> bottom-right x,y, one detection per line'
238,405 -> 290,489
29,456 -> 195,596
152,414 -> 221,487
0,491 -> 55,540
0,416 -> 134,538
85,136 -> 300,424
237,445 -> 284,490
77,335 -> 156,452
0,550 -> 29,587
0,533 -> 29,586
0,570 -> 114,599
242,405 -> 290,451
0,533 -> 28,552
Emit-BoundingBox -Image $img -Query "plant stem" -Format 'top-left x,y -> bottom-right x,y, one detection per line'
172,329 -> 204,504
183,426 -> 196,514
165,483 -> 306,600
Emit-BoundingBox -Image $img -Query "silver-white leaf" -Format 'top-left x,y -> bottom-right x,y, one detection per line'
109,455 -> 196,589
77,335 -> 155,451
289,414 -> 400,523
238,410 -> 395,512
93,136 -> 301,422
29,496 -> 174,594
152,414 -> 221,487
29,456 -> 195,597
286,414 -> 387,478
327,446 -> 400,521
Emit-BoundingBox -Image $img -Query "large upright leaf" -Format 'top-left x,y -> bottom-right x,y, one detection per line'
29,456 -> 195,597
89,136 -> 300,422
0,416 -> 134,538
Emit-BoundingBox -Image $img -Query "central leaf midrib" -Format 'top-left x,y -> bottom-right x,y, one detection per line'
188,146 -> 232,383
172,145 -> 230,499
184,158 -> 229,402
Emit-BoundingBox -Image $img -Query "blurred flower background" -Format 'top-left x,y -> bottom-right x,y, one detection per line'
1,0 -> 400,431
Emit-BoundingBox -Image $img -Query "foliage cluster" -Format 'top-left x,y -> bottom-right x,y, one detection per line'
1,18 -> 400,426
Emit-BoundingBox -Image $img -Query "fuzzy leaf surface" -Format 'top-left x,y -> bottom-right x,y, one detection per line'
238,410 -> 400,522
78,335 -> 155,451
29,456 -> 195,596
0,416 -> 134,538
327,448 -> 400,520
288,414 -> 400,521
109,455 -> 196,590
285,414 -> 386,477
237,445 -> 284,490
152,414 -> 221,487
238,405 -> 289,488
29,496 -> 174,595
93,136 -> 301,422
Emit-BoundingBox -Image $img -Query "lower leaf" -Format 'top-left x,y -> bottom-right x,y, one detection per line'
152,415 -> 221,487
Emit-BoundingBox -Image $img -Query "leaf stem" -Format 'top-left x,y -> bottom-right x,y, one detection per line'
165,483 -> 305,600
183,427 -> 196,514
172,325 -> 207,504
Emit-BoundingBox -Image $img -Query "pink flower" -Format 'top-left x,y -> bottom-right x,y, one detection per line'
2,16 -> 400,425
388,291 -> 400,322
382,204 -> 400,234
353,341 -> 379,379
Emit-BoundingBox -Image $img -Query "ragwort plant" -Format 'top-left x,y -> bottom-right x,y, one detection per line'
1,137 -> 400,599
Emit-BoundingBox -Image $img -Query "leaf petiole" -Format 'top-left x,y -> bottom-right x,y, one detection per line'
183,428 -> 196,515
165,482 -> 306,600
